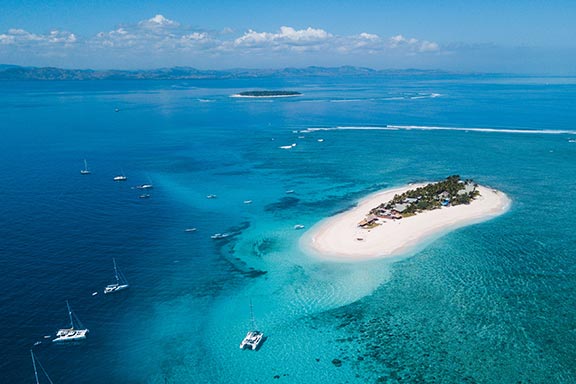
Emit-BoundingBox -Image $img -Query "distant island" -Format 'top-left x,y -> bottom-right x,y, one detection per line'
232,90 -> 302,98
0,65 -> 462,81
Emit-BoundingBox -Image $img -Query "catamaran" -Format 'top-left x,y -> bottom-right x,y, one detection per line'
53,301 -> 88,342
31,349 -> 54,384
80,159 -> 91,175
104,258 -> 129,294
239,300 -> 264,350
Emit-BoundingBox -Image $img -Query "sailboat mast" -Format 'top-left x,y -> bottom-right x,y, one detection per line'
84,159 -> 88,171
31,350 -> 40,384
66,300 -> 74,329
113,258 -> 120,284
249,300 -> 256,330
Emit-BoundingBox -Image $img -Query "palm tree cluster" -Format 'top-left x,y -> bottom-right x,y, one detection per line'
370,175 -> 479,217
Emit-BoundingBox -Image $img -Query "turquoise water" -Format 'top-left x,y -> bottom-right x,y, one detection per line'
1,74 -> 576,383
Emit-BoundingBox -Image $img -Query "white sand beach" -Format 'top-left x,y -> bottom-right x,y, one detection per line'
301,184 -> 511,262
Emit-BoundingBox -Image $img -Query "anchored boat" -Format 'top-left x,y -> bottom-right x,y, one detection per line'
239,301 -> 264,350
53,301 -> 89,342
104,258 -> 129,294
80,159 -> 91,175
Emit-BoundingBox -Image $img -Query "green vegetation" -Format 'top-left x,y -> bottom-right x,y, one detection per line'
369,175 -> 479,218
237,90 -> 301,97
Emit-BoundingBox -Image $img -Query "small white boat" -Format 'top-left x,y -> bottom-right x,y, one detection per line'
317,138 -> 324,142
243,200 -> 253,204
294,224 -> 305,230
239,301 -> 264,351
211,233 -> 230,239
104,258 -> 129,294
206,194 -> 217,199
135,176 -> 154,189
80,159 -> 91,175
240,330 -> 264,350
285,190 -> 295,194
139,194 -> 151,199
113,175 -> 127,181
53,301 -> 89,343
185,228 -> 197,232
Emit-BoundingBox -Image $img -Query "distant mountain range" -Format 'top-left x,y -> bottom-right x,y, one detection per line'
0,65 -> 458,81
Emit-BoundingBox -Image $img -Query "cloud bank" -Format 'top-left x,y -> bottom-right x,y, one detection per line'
0,14 -> 441,68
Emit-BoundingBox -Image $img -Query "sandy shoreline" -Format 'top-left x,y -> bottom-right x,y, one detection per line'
301,184 -> 511,262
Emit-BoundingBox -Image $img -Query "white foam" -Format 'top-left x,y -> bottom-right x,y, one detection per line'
410,93 -> 443,99
301,125 -> 576,135
329,99 -> 363,103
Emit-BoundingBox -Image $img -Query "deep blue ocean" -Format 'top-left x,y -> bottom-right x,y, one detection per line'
1,73 -> 575,383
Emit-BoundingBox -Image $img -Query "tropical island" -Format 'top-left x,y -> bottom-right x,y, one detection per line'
232,90 -> 302,98
359,175 -> 479,226
301,176 -> 511,262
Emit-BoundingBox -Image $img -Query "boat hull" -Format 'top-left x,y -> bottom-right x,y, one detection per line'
53,328 -> 89,342
104,283 -> 129,294
239,331 -> 264,350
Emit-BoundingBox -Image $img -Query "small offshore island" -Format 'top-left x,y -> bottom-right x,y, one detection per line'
302,176 -> 511,261
231,90 -> 302,98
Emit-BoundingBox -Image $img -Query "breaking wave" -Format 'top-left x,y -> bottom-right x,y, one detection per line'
301,125 -> 576,135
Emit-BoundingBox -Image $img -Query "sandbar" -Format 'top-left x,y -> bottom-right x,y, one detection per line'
301,184 -> 511,262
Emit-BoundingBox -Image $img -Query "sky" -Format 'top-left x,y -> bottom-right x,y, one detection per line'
1,0 -> 575,74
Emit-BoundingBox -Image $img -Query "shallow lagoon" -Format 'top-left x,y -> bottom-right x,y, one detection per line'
1,74 -> 575,383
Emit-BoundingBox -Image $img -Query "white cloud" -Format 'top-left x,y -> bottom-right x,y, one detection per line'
388,34 -> 440,53
138,14 -> 180,30
0,28 -> 76,46
419,41 -> 439,52
359,32 -> 379,40
234,26 -> 331,48
0,15 -> 442,67
90,14 -> 217,52
182,32 -> 208,41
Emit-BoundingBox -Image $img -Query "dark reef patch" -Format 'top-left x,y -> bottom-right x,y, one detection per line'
264,197 -> 300,212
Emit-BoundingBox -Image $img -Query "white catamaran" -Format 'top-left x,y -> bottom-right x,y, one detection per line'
104,258 -> 129,294
80,159 -> 91,175
31,349 -> 54,384
239,300 -> 264,350
53,301 -> 89,343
